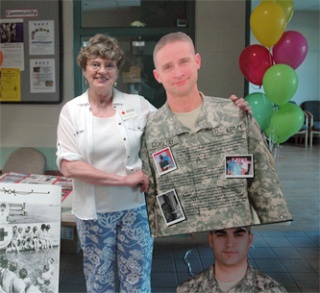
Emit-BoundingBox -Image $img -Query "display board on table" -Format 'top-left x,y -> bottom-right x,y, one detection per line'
0,182 -> 61,293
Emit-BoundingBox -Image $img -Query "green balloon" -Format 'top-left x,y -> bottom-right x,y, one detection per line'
245,92 -> 274,131
262,64 -> 298,106
267,102 -> 304,143
265,125 -> 290,144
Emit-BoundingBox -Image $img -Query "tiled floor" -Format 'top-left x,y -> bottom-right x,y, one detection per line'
59,142 -> 320,293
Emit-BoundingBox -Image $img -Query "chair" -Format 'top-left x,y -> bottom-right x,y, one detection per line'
289,101 -> 309,147
293,111 -> 309,147
301,101 -> 320,147
2,147 -> 46,175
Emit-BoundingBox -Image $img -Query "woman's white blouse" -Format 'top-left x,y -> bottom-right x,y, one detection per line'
56,88 -> 156,220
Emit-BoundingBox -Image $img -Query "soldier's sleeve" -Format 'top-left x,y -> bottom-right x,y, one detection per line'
247,116 -> 292,224
139,127 -> 157,236
176,284 -> 189,293
176,269 -> 213,293
176,279 -> 200,293
244,264 -> 287,292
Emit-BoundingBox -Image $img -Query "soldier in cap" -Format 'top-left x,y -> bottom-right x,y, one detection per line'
177,226 -> 287,293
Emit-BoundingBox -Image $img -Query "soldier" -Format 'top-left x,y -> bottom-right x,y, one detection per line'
176,226 -> 287,293
139,32 -> 292,237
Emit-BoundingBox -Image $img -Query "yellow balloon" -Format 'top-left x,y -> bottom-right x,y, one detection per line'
250,2 -> 287,48
261,0 -> 294,24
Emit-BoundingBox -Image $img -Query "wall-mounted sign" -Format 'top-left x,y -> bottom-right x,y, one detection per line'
5,9 -> 38,18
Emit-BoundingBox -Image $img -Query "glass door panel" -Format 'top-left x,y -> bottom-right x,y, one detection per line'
81,0 -> 188,29
80,35 -> 167,108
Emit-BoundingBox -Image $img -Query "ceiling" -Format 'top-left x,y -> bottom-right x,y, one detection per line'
82,0 -> 320,12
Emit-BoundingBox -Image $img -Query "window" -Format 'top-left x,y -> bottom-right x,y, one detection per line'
73,0 -> 195,108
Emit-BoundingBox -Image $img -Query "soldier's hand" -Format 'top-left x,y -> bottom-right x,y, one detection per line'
229,95 -> 252,115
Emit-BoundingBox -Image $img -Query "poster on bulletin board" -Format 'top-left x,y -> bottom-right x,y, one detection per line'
0,0 -> 62,103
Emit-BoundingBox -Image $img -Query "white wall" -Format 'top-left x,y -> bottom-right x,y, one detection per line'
287,11 -> 320,105
196,0 -> 246,99
249,10 -> 320,106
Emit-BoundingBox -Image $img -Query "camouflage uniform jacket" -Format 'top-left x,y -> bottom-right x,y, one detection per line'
140,93 -> 292,237
176,263 -> 287,293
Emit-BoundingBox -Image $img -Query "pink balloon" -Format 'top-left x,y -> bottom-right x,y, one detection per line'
273,31 -> 308,69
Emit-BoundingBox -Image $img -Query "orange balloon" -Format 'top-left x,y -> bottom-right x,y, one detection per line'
0,50 -> 3,67
250,2 -> 286,48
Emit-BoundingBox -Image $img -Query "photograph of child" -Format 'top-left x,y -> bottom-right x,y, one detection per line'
225,155 -> 254,178
152,147 -> 177,175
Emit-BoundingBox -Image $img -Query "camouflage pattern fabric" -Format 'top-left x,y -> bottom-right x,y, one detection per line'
176,263 -> 287,293
140,93 -> 292,237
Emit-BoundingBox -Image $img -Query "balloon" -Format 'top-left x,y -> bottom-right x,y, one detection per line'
262,0 -> 294,24
239,45 -> 273,86
273,31 -> 308,69
265,126 -> 290,144
277,0 -> 294,24
265,102 -> 304,143
276,134 -> 291,144
250,2 -> 286,48
262,64 -> 298,105
245,92 -> 274,131
0,50 -> 3,67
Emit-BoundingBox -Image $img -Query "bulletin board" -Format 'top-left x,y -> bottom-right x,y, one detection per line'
0,0 -> 62,104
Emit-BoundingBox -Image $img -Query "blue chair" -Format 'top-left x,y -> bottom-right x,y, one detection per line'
301,101 -> 320,147
293,111 -> 309,147
289,101 -> 309,147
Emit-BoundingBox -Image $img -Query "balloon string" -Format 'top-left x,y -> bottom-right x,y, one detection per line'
269,47 -> 274,65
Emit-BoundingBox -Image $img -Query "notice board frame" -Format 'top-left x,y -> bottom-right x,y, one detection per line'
0,0 -> 62,104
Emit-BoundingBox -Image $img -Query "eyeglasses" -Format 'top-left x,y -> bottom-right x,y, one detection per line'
87,61 -> 117,72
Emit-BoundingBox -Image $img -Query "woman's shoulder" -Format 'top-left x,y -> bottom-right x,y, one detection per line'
114,88 -> 156,112
60,91 -> 89,117
63,91 -> 89,108
115,88 -> 146,103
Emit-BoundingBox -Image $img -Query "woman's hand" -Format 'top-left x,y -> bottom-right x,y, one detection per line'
140,173 -> 149,193
125,170 -> 149,192
229,95 -> 252,115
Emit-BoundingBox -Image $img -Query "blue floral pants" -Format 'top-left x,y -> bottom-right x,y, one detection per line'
76,205 -> 154,293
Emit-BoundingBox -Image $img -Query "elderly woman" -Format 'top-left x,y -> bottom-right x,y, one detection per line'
56,34 -> 156,292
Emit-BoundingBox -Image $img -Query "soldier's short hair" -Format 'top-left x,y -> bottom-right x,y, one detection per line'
211,226 -> 251,234
153,32 -> 195,65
